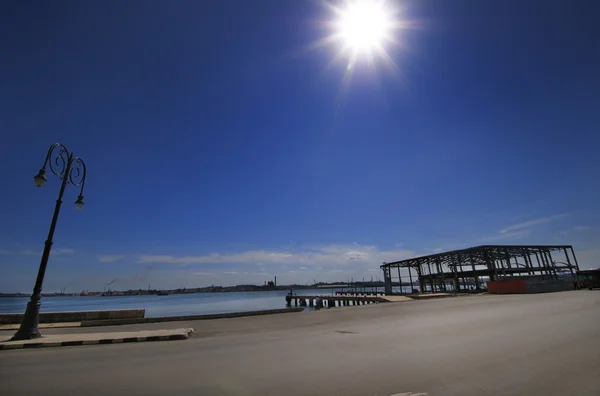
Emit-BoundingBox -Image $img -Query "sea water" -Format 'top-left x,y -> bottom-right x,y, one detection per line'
0,287 -> 407,317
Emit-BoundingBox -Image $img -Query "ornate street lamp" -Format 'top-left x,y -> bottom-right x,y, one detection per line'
12,143 -> 87,341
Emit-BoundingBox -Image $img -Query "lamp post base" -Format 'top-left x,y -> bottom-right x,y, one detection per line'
11,299 -> 42,341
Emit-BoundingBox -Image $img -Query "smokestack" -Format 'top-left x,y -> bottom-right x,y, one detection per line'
274,276 -> 277,287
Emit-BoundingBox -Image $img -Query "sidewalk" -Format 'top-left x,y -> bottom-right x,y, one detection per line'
0,328 -> 193,350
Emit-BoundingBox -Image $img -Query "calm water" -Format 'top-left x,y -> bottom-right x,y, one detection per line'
0,287 -> 415,317
0,287 -> 406,317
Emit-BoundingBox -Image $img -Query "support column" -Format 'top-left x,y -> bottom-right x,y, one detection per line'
459,252 -> 467,291
497,252 -> 503,276
522,248 -> 532,276
427,258 -> 434,292
539,250 -> 551,279
564,247 -> 574,276
504,248 -> 512,277
453,255 -> 460,292
408,267 -> 414,293
417,265 -> 425,293
436,256 -> 446,292
498,247 -> 507,277
543,249 -> 558,279
397,266 -> 402,295
546,249 -> 558,279
495,259 -> 502,278
513,256 -> 523,275
570,247 -> 580,271
383,266 -> 392,295
534,252 -> 545,275
541,249 -> 552,279
493,247 -> 500,281
469,251 -> 480,291
482,248 -> 494,282
531,250 -> 539,275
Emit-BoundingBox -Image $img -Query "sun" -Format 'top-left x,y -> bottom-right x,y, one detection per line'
293,0 -> 413,113
336,1 -> 392,54
319,0 -> 406,72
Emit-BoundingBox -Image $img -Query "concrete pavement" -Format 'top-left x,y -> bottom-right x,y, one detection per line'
1,291 -> 599,396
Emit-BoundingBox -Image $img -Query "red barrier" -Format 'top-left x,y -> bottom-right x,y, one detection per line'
487,280 -> 528,294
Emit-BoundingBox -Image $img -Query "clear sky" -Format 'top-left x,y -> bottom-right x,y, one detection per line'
1,0 -> 599,293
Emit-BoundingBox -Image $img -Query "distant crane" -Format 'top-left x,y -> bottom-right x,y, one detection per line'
104,278 -> 116,293
60,282 -> 74,295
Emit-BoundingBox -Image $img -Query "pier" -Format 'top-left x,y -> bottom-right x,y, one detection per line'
333,291 -> 385,296
285,294 -> 387,308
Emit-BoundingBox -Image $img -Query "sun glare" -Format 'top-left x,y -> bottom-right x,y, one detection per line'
320,0 -> 404,72
294,0 -> 413,116
337,1 -> 391,53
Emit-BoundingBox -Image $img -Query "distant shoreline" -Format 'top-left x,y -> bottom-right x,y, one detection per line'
0,281 -> 412,298
0,287 -> 305,298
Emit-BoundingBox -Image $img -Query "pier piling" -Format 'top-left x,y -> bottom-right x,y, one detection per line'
285,294 -> 387,309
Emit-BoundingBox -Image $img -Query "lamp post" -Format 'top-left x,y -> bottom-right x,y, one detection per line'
12,143 -> 87,341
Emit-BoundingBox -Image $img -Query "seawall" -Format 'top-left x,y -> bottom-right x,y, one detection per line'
0,309 -> 145,324
80,307 -> 304,327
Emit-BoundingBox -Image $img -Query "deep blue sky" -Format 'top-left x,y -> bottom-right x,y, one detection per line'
1,0 -> 599,292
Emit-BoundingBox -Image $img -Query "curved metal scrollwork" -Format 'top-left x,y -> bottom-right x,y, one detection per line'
44,143 -> 70,177
68,157 -> 87,190
39,142 -> 87,197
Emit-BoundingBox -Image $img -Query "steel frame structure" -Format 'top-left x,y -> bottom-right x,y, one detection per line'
380,245 -> 579,294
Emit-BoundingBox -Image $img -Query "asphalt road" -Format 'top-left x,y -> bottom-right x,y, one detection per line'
1,291 -> 599,396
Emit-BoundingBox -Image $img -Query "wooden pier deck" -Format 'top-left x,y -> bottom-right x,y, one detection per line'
333,291 -> 385,296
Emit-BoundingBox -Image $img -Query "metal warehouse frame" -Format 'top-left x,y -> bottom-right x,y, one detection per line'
380,245 -> 579,295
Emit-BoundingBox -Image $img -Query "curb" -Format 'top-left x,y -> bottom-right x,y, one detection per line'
0,328 -> 193,351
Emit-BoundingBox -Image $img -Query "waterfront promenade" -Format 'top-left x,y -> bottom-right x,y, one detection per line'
1,291 -> 599,395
